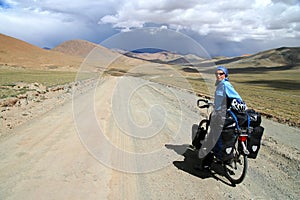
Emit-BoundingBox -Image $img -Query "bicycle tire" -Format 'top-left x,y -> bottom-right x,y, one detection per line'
192,119 -> 210,149
224,150 -> 248,185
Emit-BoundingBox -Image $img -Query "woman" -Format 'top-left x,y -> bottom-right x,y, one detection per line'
197,66 -> 246,170
214,66 -> 243,112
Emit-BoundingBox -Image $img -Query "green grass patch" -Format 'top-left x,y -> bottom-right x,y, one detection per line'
0,87 -> 32,99
0,68 -> 97,86
0,68 -> 95,98
0,69 -> 77,87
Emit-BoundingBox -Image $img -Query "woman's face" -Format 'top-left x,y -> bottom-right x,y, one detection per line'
215,70 -> 226,81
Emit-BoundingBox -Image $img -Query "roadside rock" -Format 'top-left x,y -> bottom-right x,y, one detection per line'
0,98 -> 19,107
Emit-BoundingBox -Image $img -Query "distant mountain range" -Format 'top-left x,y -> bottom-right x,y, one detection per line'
0,33 -> 299,71
124,46 -> 300,69
131,48 -> 166,54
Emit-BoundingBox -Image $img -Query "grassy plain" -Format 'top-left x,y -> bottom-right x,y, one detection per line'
0,68 -> 77,86
231,65 -> 300,126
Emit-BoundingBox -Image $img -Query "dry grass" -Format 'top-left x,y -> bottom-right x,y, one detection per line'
231,65 -> 300,126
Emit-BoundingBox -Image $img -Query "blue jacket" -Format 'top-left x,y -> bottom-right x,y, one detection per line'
213,78 -> 243,160
214,78 -> 242,111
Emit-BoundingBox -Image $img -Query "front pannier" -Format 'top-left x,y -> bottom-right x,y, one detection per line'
192,120 -> 209,149
192,127 -> 206,149
247,126 -> 264,159
221,128 -> 237,161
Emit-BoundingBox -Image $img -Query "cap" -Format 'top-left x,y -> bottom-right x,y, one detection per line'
216,66 -> 229,77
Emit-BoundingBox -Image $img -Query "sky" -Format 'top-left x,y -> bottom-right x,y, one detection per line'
0,0 -> 299,57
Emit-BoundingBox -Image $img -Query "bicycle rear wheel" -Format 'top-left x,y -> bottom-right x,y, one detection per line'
224,149 -> 248,185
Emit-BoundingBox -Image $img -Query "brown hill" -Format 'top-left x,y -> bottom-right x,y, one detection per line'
0,33 -> 147,73
124,51 -> 206,65
52,39 -> 109,58
124,51 -> 182,62
182,46 -> 300,70
0,33 -> 82,71
51,39 -> 149,73
227,47 -> 300,68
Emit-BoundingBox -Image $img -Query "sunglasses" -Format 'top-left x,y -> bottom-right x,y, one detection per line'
215,72 -> 225,76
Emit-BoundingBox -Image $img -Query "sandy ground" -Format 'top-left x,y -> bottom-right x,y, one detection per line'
0,76 -> 299,200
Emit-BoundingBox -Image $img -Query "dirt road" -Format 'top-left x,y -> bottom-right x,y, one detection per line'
0,76 -> 299,199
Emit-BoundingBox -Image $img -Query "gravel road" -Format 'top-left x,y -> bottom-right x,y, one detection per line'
0,76 -> 299,199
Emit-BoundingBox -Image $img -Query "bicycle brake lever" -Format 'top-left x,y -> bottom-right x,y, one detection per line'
199,105 -> 209,108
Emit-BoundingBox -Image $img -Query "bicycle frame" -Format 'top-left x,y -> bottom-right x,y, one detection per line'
237,129 -> 250,156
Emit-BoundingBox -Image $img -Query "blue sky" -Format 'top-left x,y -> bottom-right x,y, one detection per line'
0,0 -> 299,56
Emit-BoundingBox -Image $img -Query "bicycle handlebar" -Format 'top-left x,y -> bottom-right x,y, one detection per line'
197,98 -> 213,109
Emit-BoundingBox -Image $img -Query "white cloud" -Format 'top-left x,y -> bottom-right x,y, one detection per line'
99,0 -> 300,43
0,0 -> 299,56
